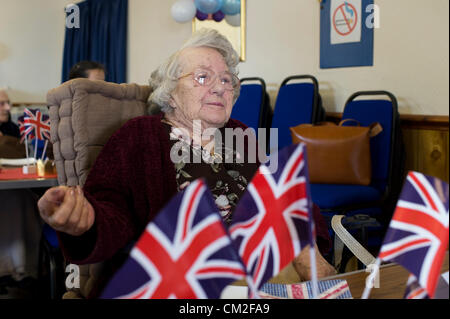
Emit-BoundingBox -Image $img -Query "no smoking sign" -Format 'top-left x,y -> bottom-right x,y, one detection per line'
333,2 -> 358,35
330,0 -> 362,44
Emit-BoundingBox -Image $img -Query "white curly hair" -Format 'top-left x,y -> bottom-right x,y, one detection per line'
149,28 -> 240,113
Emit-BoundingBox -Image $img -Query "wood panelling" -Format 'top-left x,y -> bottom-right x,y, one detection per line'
403,128 -> 449,182
325,112 -> 449,182
400,115 -> 449,131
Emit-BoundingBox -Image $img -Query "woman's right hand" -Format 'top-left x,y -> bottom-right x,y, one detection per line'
38,186 -> 95,236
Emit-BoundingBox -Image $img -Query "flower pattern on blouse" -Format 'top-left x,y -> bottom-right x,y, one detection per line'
166,123 -> 256,225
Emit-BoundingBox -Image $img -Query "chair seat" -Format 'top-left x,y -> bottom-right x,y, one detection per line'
311,183 -> 382,209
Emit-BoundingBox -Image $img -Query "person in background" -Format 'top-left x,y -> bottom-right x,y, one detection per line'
68,61 -> 106,81
0,90 -> 20,138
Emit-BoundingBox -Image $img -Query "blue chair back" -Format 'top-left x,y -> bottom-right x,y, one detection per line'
43,223 -> 59,248
270,75 -> 319,152
231,78 -> 268,138
342,91 -> 398,194
29,139 -> 49,160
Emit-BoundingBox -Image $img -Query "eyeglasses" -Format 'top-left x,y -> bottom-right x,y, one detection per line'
0,100 -> 10,107
178,68 -> 240,91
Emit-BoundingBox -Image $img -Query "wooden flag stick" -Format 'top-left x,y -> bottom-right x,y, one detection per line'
309,244 -> 319,299
361,258 -> 381,299
24,135 -> 29,168
246,275 -> 260,299
41,140 -> 48,160
33,138 -> 38,160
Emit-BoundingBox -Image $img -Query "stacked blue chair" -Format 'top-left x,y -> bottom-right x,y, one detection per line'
270,75 -> 322,153
231,77 -> 272,139
310,91 -> 404,266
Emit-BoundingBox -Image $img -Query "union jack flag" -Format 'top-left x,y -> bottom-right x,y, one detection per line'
18,115 -> 34,143
101,179 -> 247,299
229,144 -> 315,294
378,171 -> 449,298
23,108 -> 50,141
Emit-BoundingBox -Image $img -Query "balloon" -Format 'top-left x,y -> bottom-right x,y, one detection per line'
196,10 -> 208,21
225,13 -> 240,27
221,0 -> 240,15
212,10 -> 225,22
194,0 -> 223,14
171,0 -> 197,23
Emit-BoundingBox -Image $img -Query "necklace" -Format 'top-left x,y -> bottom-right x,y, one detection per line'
163,120 -> 223,163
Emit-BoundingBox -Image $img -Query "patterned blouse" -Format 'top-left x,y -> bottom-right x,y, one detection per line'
163,122 -> 259,225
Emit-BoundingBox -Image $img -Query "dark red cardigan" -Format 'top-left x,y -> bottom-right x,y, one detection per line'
57,114 -> 331,265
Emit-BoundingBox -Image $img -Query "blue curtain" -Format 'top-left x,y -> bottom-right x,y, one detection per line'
61,0 -> 128,83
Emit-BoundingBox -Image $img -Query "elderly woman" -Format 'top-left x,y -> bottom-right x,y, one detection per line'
38,29 -> 335,298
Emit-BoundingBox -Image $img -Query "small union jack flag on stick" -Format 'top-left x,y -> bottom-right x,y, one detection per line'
101,179 -> 247,299
18,114 -> 34,162
22,108 -> 51,159
23,108 -> 50,141
229,144 -> 318,298
18,115 -> 35,143
362,171 -> 449,299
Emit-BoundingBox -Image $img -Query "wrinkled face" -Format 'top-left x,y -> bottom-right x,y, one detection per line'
87,69 -> 105,81
0,91 -> 11,123
169,47 -> 235,129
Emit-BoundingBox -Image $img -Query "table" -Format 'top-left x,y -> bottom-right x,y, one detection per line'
0,178 -> 58,190
0,166 -> 58,190
0,166 -> 58,283
232,251 -> 449,299
268,251 -> 449,299
327,252 -> 449,299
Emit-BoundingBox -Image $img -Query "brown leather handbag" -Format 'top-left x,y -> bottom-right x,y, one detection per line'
290,120 -> 382,185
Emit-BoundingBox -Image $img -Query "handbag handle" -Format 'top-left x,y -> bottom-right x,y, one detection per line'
339,119 -> 383,138
339,118 -> 360,126
291,120 -> 382,137
291,122 -> 336,129
368,122 -> 383,137
314,121 -> 337,126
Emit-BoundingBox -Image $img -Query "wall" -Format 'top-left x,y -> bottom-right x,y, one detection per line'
127,0 -> 192,87
240,0 -> 449,115
128,0 -> 449,116
1,0 -> 449,116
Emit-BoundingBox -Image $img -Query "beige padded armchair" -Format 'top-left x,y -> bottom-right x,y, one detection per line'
46,79 -> 152,298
